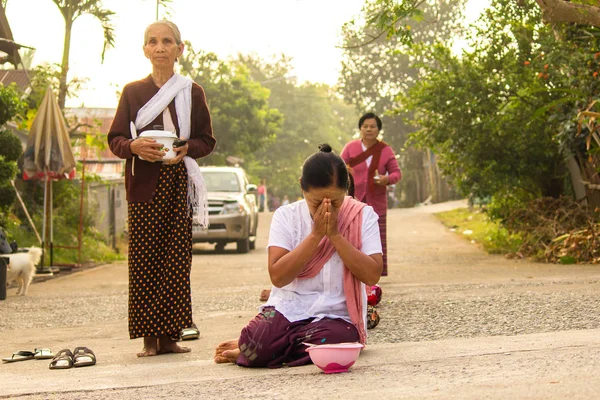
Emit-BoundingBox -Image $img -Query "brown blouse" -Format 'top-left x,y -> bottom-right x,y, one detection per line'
107,75 -> 216,202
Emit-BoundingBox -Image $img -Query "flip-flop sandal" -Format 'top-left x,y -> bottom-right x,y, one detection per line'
49,349 -> 73,369
34,348 -> 54,360
180,324 -> 200,341
73,347 -> 96,367
2,350 -> 35,363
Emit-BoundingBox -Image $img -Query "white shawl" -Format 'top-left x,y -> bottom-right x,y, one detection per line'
134,73 -> 209,227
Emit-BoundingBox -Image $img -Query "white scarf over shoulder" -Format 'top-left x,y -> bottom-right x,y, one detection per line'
134,73 -> 209,227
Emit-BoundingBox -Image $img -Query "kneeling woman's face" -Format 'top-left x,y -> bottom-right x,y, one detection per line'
303,184 -> 347,217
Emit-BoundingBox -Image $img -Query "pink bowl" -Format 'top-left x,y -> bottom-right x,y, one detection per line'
305,342 -> 364,374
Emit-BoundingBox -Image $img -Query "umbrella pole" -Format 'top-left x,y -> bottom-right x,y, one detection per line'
50,179 -> 54,268
78,160 -> 86,265
40,177 -> 48,272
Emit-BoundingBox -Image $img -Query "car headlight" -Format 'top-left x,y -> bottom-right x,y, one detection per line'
221,202 -> 245,215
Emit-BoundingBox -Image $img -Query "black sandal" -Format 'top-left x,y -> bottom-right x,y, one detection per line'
73,347 -> 96,367
367,306 -> 380,329
49,349 -> 74,369
2,350 -> 35,363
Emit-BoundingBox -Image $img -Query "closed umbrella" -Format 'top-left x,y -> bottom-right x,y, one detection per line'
23,87 -> 76,271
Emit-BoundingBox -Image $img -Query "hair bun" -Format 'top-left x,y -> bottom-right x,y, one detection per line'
318,143 -> 333,153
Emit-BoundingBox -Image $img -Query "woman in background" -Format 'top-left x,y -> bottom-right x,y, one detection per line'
341,113 -> 401,276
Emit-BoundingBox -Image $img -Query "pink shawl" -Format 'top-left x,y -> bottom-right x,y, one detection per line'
298,196 -> 367,344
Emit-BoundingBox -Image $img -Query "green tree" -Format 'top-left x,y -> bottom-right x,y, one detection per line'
178,45 -> 283,167
401,0 -> 600,217
0,84 -> 25,228
237,54 -> 356,199
51,0 -> 115,109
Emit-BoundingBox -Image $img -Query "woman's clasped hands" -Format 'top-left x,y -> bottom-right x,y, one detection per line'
312,198 -> 339,239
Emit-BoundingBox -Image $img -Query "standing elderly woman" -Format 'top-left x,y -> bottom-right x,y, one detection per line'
108,20 -> 216,357
341,113 -> 401,276
214,144 -> 382,368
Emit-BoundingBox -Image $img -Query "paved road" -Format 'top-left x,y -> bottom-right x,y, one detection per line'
1,200 -> 599,399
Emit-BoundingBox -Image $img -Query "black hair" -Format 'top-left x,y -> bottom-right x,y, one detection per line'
347,171 -> 356,198
358,112 -> 382,131
300,143 -> 350,193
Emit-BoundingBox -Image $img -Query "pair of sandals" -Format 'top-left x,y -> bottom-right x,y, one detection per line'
49,347 -> 96,369
2,348 -> 54,363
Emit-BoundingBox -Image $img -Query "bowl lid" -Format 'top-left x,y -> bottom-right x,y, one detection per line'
138,130 -> 177,139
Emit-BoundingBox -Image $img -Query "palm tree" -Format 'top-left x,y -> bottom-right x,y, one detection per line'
51,1 -> 115,109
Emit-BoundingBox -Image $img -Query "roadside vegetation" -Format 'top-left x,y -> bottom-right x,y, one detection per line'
436,207 -> 522,255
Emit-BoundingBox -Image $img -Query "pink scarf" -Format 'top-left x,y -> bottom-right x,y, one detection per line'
298,196 -> 367,344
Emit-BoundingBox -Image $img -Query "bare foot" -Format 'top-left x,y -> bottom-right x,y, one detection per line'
137,337 -> 159,357
216,348 -> 240,364
214,338 -> 239,363
157,337 -> 191,355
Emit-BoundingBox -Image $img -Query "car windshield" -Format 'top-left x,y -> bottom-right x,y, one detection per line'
202,171 -> 240,192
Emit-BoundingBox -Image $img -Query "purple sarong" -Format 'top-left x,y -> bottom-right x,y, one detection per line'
236,307 -> 360,368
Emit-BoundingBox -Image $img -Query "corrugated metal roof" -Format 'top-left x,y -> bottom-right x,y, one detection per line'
0,69 -> 31,91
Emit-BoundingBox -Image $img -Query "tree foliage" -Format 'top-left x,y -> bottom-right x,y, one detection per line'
402,0 -> 600,217
0,84 -> 25,228
238,54 -> 357,200
178,45 -> 283,167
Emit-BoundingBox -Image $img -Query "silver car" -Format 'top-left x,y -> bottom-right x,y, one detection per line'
192,166 -> 259,253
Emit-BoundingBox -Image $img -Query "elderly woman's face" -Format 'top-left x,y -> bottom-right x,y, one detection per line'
360,118 -> 379,141
143,24 -> 183,69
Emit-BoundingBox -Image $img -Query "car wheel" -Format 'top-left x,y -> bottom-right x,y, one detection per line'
215,242 -> 226,253
236,237 -> 250,254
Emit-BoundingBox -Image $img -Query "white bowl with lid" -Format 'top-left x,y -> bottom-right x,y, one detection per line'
137,130 -> 178,161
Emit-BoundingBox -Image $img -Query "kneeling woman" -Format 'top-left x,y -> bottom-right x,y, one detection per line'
215,144 -> 383,367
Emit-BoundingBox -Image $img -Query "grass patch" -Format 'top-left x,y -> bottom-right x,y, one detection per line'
435,207 -> 522,254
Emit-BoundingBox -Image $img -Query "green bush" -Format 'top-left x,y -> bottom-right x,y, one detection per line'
0,85 -> 24,229
0,84 -> 25,126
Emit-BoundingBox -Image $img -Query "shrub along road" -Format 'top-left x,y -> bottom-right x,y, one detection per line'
0,200 -> 598,399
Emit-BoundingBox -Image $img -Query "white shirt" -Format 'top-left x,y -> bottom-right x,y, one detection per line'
265,200 -> 382,326
361,141 -> 373,167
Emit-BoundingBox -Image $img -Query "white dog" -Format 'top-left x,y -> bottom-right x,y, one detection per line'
6,247 -> 42,296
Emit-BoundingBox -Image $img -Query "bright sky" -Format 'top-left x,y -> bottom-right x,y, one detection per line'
6,0 -> 489,108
